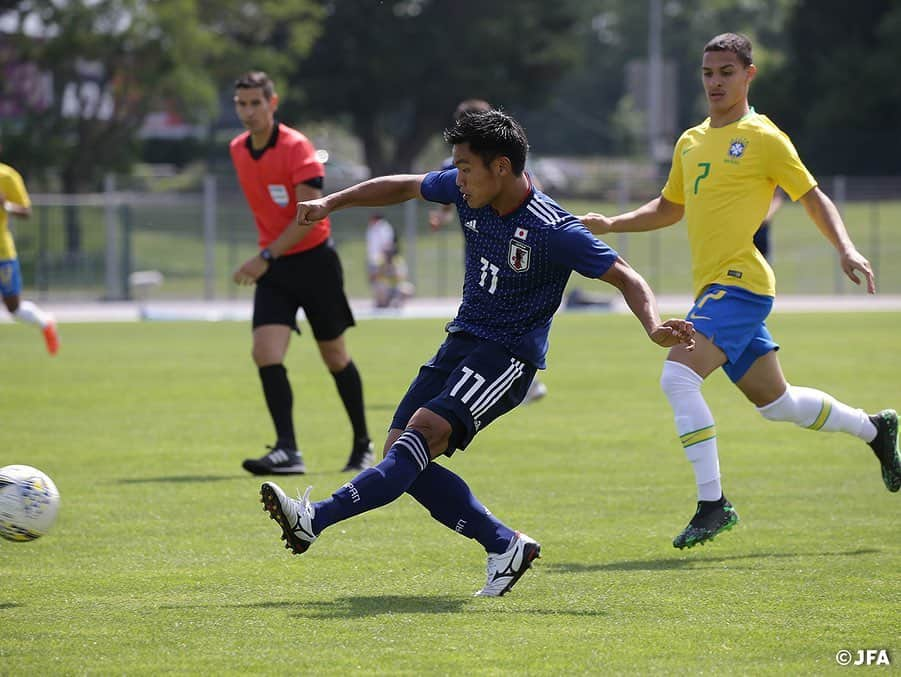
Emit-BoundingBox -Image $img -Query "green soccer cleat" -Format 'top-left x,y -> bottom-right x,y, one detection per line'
868,409 -> 901,492
673,497 -> 739,549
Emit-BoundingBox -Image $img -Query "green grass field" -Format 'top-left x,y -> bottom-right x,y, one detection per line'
1,312 -> 898,674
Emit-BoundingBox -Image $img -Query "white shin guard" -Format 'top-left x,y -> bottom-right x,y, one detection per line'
660,360 -> 721,500
757,385 -> 874,440
13,300 -> 50,327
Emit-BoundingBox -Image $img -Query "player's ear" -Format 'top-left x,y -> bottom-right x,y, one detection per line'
270,93 -> 280,110
746,63 -> 757,83
494,156 -> 511,176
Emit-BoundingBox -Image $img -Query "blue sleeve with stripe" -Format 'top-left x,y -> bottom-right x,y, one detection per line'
548,220 -> 619,279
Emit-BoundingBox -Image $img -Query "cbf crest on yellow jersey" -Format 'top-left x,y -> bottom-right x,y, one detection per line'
0,163 -> 31,260
662,111 -> 816,298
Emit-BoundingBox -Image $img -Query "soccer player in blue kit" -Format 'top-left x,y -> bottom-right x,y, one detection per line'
258,110 -> 695,596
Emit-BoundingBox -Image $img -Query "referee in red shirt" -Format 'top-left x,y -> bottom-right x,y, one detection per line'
231,71 -> 372,474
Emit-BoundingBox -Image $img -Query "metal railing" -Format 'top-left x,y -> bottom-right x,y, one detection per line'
19,173 -> 901,303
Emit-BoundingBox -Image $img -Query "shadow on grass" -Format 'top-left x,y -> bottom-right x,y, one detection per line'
288,595 -> 608,619
117,475 -> 241,484
0,602 -> 23,609
546,548 -> 881,573
160,595 -> 607,618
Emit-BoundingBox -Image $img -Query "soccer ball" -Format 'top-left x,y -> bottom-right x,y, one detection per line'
0,465 -> 60,542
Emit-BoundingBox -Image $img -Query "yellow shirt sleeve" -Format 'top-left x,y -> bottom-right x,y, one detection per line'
0,164 -> 31,209
661,135 -> 687,205
764,127 -> 817,201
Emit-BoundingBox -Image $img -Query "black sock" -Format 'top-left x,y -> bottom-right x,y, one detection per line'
259,364 -> 296,450
331,360 -> 369,443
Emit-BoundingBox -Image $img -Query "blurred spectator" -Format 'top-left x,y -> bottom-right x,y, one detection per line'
367,213 -> 413,308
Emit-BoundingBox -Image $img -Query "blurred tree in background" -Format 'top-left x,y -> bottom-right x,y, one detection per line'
0,0 -> 322,252
754,0 -> 901,174
1,0 -> 900,203
284,0 -> 584,175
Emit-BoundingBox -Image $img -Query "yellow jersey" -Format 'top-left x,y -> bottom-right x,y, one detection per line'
0,162 -> 31,260
661,111 -> 816,298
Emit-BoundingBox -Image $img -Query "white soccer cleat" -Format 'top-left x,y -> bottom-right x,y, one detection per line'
260,483 -> 317,555
474,531 -> 541,597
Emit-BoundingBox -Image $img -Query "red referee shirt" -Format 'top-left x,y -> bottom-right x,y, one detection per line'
230,123 -> 331,255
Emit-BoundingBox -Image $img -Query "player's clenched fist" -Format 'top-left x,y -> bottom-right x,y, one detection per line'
296,199 -> 330,226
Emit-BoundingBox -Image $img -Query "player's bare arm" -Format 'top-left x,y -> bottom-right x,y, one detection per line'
2,198 -> 31,218
233,183 -> 320,285
296,174 -> 426,226
599,257 -> 695,350
799,186 -> 876,294
577,195 -> 684,235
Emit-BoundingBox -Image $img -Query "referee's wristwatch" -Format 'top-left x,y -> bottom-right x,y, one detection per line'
259,248 -> 276,263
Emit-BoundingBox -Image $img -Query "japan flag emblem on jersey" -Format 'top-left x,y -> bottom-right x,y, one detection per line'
508,240 -> 531,272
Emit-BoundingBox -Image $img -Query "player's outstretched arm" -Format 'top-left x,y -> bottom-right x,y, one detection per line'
296,175 -> 426,226
599,257 -> 695,350
577,195 -> 684,236
799,186 -> 876,294
3,200 -> 31,219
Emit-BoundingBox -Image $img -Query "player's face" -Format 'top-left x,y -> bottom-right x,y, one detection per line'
701,51 -> 756,117
234,87 -> 277,135
452,143 -> 503,209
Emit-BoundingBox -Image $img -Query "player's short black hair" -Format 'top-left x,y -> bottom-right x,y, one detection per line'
444,109 -> 528,176
235,71 -> 275,99
704,33 -> 753,67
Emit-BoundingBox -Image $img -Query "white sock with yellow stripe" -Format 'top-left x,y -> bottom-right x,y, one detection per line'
757,385 -> 876,440
660,360 -> 721,501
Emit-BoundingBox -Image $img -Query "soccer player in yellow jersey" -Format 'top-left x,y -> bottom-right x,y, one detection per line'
0,152 -> 59,355
580,33 -> 900,549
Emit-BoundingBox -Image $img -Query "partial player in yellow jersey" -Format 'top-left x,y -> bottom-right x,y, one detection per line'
580,32 -> 899,549
0,149 -> 59,355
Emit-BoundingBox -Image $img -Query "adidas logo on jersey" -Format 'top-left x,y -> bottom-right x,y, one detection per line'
465,219 -> 479,232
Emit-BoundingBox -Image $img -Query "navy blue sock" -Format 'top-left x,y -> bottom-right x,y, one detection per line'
406,462 -> 514,554
312,429 -> 430,534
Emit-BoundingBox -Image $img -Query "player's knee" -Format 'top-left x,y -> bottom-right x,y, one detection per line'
660,360 -> 703,400
757,386 -> 798,422
406,409 -> 452,458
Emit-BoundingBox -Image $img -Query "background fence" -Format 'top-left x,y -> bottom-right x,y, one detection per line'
18,172 -> 901,304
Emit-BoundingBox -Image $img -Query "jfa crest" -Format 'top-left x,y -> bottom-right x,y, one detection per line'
508,240 -> 531,272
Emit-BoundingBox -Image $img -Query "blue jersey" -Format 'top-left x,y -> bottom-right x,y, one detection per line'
420,169 -> 618,369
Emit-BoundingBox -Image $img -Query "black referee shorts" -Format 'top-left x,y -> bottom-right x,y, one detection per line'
252,242 -> 355,341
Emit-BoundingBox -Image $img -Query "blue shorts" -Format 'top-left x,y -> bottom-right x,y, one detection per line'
391,332 -> 536,455
0,259 -> 22,297
686,284 -> 779,382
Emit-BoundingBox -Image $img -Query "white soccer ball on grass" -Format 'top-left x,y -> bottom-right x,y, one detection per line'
0,465 -> 61,542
